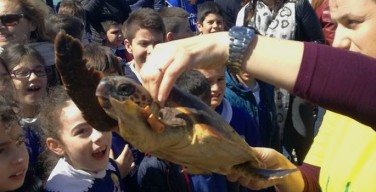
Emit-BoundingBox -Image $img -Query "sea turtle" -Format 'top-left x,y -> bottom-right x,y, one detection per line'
54,31 -> 297,180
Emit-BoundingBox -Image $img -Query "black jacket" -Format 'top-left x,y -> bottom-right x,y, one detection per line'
82,0 -> 132,43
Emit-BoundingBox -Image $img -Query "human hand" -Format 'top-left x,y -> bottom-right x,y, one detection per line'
115,144 -> 136,178
227,147 -> 303,191
140,32 -> 229,105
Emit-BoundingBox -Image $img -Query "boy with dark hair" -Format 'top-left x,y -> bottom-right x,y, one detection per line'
158,7 -> 194,41
100,18 -> 129,61
196,1 -> 225,34
117,8 -> 166,191
122,8 -> 166,83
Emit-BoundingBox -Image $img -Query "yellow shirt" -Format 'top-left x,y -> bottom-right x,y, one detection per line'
305,111 -> 376,192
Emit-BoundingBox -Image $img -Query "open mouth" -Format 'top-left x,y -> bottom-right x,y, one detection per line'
92,146 -> 108,160
26,85 -> 41,92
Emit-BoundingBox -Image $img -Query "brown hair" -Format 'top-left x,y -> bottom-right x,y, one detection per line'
0,44 -> 46,70
158,7 -> 189,34
11,0 -> 51,42
57,0 -> 86,22
38,86 -> 70,141
0,94 -> 20,135
122,8 -> 166,41
83,44 -> 124,75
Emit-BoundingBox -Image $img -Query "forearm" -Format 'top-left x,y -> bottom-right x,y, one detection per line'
242,35 -> 304,91
293,43 -> 376,128
186,32 -> 303,92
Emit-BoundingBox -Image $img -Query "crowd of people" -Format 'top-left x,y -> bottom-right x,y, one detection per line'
0,0 -> 374,191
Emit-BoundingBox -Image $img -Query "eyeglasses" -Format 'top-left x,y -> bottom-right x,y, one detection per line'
0,14 -> 25,27
11,67 -> 46,79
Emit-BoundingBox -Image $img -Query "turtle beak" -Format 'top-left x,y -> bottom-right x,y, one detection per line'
96,80 -> 110,98
96,80 -> 112,109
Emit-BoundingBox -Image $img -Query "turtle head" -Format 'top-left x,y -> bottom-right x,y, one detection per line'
96,76 -> 153,118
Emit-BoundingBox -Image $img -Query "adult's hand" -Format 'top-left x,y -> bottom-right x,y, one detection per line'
227,147 -> 304,192
140,32 -> 229,105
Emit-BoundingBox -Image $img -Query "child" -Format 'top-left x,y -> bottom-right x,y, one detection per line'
82,43 -> 143,192
0,44 -> 48,177
192,67 -> 261,192
0,94 -> 30,192
39,87 -> 130,192
196,1 -> 225,34
165,0 -> 208,33
158,7 -> 194,40
100,18 -> 130,61
122,8 -> 166,83
83,44 -> 125,76
176,70 -> 211,105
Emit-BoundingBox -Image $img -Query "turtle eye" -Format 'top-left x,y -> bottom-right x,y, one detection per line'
117,84 -> 135,96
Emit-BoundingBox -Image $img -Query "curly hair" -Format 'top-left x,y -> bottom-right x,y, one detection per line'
10,0 -> 51,42
37,86 -> 71,141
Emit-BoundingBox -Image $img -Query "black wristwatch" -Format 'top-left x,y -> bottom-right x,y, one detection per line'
227,26 -> 256,74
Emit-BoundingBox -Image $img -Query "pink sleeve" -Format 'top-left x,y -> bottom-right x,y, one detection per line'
293,42 -> 376,128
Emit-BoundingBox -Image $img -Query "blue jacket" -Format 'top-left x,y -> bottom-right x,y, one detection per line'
137,156 -> 189,192
166,0 -> 212,32
225,71 -> 280,151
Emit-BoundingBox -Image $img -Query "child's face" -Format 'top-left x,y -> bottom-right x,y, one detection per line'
57,101 -> 112,173
197,13 -> 224,34
0,122 -> 29,191
125,28 -> 164,71
10,56 -> 47,107
197,68 -> 226,109
104,24 -> 124,49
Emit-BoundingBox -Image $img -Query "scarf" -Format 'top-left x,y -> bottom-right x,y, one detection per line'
247,1 -> 296,40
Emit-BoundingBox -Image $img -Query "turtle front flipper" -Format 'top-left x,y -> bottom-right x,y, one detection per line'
145,103 -> 189,133
151,102 -> 191,125
55,31 -> 117,131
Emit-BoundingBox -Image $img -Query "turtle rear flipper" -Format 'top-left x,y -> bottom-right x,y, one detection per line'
233,162 -> 298,180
